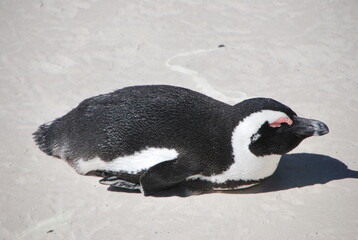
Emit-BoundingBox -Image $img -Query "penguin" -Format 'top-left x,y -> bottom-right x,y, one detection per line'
33,85 -> 329,196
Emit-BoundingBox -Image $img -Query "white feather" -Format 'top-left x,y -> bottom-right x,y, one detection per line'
188,110 -> 289,183
75,147 -> 179,175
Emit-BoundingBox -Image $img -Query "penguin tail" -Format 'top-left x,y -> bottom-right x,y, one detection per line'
33,121 -> 57,157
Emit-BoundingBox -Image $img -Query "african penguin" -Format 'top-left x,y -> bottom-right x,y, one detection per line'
33,85 -> 329,196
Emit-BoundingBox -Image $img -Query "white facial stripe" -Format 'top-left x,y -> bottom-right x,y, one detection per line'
75,148 -> 179,175
234,110 -> 290,143
188,110 -> 286,184
229,110 -> 286,180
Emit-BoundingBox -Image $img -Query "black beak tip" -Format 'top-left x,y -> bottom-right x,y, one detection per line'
314,121 -> 329,136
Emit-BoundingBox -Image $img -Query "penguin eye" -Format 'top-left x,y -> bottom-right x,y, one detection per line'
269,117 -> 293,128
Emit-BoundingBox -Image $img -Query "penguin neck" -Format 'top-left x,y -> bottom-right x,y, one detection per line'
230,115 -> 281,181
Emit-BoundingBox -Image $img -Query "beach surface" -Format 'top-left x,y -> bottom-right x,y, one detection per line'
1,1 -> 357,239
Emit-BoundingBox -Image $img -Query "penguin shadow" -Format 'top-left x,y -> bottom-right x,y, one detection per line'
229,153 -> 358,195
107,153 -> 358,197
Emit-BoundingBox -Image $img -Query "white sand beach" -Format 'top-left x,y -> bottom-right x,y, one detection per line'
1,1 -> 357,239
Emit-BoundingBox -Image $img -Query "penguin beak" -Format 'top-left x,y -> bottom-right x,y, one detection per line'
292,116 -> 329,137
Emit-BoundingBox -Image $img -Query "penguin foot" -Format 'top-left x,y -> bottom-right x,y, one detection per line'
99,176 -> 140,190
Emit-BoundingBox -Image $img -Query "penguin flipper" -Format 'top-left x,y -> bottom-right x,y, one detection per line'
140,158 -> 200,196
100,176 -> 140,190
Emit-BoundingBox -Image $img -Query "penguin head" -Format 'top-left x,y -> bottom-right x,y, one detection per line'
233,98 -> 329,157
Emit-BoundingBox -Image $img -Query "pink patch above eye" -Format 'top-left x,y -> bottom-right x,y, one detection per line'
269,117 -> 293,128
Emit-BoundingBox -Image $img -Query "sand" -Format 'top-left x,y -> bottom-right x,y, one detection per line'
1,0 -> 357,239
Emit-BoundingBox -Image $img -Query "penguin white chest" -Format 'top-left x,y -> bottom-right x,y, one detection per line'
187,151 -> 281,184
222,151 -> 281,181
